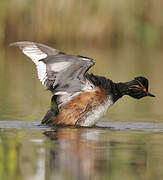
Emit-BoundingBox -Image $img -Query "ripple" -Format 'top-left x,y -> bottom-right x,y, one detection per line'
0,121 -> 48,129
0,121 -> 163,132
96,122 -> 163,132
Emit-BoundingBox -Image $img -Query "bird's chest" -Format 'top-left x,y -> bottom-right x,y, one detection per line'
77,97 -> 113,127
55,88 -> 113,126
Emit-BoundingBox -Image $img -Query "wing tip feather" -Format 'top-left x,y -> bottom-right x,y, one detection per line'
9,41 -> 36,47
9,42 -> 18,47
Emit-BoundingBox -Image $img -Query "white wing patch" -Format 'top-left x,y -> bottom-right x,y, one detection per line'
50,62 -> 71,72
82,79 -> 95,91
22,45 -> 47,62
81,57 -> 92,61
22,45 -> 47,84
36,61 -> 47,84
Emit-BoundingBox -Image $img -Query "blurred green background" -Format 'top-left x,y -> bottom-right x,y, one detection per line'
1,0 -> 163,48
0,0 -> 163,180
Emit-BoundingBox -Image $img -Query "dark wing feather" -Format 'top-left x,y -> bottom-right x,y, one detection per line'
10,41 -> 95,97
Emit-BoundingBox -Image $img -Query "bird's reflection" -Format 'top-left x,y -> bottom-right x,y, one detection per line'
43,127 -> 148,180
43,127 -> 109,180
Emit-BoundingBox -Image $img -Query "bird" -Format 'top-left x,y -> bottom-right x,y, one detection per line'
10,41 -> 155,127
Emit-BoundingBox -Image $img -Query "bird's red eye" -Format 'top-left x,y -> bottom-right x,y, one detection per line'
143,88 -> 147,92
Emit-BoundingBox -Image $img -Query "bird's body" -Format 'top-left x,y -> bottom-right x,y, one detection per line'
48,87 -> 112,127
10,41 -> 155,127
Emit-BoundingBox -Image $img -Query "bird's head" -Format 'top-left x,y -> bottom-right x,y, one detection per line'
126,76 -> 155,99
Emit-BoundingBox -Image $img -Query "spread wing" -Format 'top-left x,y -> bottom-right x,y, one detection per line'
10,41 -> 95,98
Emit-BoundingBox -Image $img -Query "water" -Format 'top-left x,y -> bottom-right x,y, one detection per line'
1,121 -> 163,180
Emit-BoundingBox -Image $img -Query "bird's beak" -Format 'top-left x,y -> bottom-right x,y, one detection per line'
146,92 -> 155,97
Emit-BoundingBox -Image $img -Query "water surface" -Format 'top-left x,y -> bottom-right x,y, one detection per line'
1,121 -> 163,180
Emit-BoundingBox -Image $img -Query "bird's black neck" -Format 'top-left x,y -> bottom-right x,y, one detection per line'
86,74 -> 129,102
